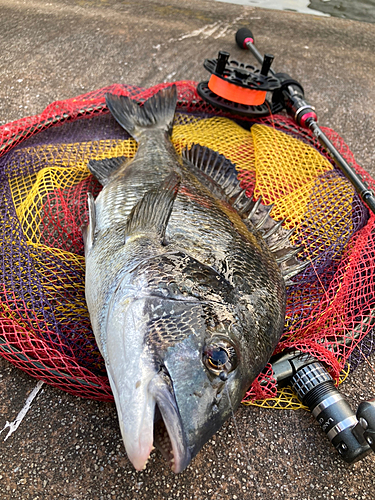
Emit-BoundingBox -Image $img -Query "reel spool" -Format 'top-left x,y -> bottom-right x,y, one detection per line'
197,50 -> 283,117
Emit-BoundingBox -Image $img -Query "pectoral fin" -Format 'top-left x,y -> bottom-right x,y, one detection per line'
82,192 -> 96,255
125,172 -> 181,244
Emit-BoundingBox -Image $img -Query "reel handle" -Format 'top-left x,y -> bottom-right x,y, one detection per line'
234,26 -> 375,214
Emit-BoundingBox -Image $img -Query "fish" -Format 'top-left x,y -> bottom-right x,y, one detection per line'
83,85 -> 304,473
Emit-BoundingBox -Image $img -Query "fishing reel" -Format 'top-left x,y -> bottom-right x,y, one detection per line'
270,352 -> 375,464
197,28 -> 316,122
197,49 -> 283,117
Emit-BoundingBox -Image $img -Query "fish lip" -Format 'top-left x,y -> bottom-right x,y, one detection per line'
149,368 -> 191,473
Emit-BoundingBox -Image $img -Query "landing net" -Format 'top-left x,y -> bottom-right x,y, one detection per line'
0,81 -> 374,407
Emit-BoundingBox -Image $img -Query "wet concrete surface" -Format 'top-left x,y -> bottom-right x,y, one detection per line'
0,0 -> 375,498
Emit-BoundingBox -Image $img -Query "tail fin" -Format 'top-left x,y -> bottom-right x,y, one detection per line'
105,85 -> 178,141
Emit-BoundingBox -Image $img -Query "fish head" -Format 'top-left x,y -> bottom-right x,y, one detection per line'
105,287 -> 262,474
161,315 -> 250,463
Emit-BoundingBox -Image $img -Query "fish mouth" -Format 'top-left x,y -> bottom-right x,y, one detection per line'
149,368 -> 191,473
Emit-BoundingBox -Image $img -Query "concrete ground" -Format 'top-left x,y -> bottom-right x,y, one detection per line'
0,0 -> 375,498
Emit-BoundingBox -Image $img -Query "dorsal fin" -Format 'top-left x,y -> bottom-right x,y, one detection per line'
182,144 -> 243,202
282,258 -> 311,286
243,200 -> 309,284
88,156 -> 128,186
125,172 -> 180,244
183,143 -> 309,285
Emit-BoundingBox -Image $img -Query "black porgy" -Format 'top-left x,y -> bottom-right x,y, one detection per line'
83,85 -> 303,473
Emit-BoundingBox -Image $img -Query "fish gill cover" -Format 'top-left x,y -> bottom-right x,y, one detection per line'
0,81 -> 373,407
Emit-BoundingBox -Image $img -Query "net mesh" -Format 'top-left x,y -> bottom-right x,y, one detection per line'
0,81 -> 374,406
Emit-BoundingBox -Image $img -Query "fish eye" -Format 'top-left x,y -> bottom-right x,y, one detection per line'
206,346 -> 228,369
203,340 -> 237,376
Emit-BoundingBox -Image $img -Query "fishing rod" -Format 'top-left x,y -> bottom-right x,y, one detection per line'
197,27 -> 375,215
197,27 -> 375,464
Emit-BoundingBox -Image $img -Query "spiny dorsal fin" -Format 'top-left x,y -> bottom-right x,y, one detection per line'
183,144 -> 309,285
88,156 -> 127,186
183,144 -> 244,202
282,258 -> 311,286
125,172 -> 180,243
244,201 -> 309,284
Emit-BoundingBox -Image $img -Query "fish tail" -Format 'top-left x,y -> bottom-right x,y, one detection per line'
105,85 -> 178,141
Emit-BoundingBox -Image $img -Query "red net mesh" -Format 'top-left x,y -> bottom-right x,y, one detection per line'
0,81 -> 374,403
